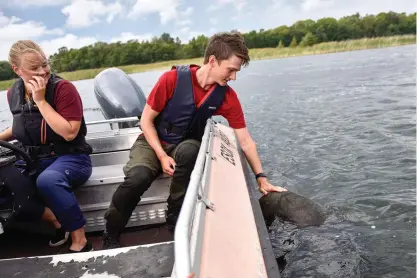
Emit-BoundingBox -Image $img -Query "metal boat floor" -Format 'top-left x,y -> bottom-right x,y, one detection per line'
0,224 -> 173,260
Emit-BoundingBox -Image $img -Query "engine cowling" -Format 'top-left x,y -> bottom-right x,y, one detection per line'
94,68 -> 146,128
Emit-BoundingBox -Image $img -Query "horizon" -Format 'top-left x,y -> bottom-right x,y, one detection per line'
0,0 -> 415,61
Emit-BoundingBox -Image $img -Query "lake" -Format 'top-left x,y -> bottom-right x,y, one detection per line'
1,45 -> 415,278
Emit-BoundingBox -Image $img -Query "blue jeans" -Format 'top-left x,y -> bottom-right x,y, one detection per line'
35,154 -> 92,232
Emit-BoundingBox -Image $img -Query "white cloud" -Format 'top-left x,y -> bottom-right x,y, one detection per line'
62,0 -> 123,28
235,0 -> 247,11
0,13 -> 97,61
0,14 -> 63,39
128,1 -> 194,26
175,28 -> 218,44
208,0 -> 247,12
301,0 -> 334,12
175,7 -> 194,26
209,18 -> 218,25
6,0 -> 71,7
181,7 -> 194,16
16,31 -> 156,60
177,19 -> 192,26
207,5 -> 218,11
237,28 -> 251,34
40,34 -> 98,57
271,0 -> 285,10
180,27 -> 190,34
0,13 -> 64,60
128,0 -> 180,25
0,14 -> 19,27
2,0 -> 415,62
110,32 -> 154,43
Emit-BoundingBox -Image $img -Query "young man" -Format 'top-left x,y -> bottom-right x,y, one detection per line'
102,32 -> 287,249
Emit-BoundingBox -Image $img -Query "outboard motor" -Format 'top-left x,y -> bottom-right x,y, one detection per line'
94,67 -> 147,129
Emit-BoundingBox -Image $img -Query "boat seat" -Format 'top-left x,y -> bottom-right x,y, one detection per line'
77,162 -> 170,207
74,158 -> 171,232
1,128 -> 171,233
83,163 -> 126,187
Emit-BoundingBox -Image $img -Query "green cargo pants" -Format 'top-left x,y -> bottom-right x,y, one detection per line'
104,134 -> 201,233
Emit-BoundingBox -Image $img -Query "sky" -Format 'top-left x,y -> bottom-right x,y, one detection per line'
0,0 -> 415,61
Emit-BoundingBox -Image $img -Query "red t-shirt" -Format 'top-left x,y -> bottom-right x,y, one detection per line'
7,80 -> 84,122
147,66 -> 246,129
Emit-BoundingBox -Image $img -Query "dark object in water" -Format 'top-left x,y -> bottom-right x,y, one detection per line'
259,191 -> 326,228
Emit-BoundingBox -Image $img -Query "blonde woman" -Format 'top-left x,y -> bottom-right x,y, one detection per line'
0,40 -> 93,253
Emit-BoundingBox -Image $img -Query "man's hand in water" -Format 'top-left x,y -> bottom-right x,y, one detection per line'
257,177 -> 287,195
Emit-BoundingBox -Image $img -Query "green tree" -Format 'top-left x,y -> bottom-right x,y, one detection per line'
362,15 -> 377,37
337,13 -> 364,40
315,17 -> 338,41
289,36 -> 298,47
290,19 -> 316,42
300,32 -> 318,46
0,61 -> 16,80
0,11 -> 415,81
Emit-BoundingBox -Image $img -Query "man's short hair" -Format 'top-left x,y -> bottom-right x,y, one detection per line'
204,32 -> 250,66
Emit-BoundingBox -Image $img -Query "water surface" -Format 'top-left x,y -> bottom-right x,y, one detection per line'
1,45 -> 415,278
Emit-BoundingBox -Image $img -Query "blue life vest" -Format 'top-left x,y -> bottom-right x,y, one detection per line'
154,65 -> 227,144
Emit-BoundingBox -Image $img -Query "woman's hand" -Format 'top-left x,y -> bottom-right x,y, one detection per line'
27,76 -> 46,104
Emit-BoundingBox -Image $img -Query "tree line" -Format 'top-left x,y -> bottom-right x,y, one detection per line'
0,11 -> 415,81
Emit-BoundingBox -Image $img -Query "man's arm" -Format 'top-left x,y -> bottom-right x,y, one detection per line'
234,127 -> 263,174
140,104 -> 166,159
234,127 -> 287,194
140,104 -> 176,175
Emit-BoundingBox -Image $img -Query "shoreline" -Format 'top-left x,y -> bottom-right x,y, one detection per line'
0,35 -> 415,91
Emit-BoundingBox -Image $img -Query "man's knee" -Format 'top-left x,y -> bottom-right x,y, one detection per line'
106,166 -> 156,231
123,135 -> 162,176
124,166 -> 156,188
174,141 -> 200,165
111,166 -> 156,208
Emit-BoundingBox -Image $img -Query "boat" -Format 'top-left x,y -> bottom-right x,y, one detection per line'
0,68 -> 280,277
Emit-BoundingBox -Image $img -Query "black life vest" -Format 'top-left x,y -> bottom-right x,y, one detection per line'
8,74 -> 92,158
